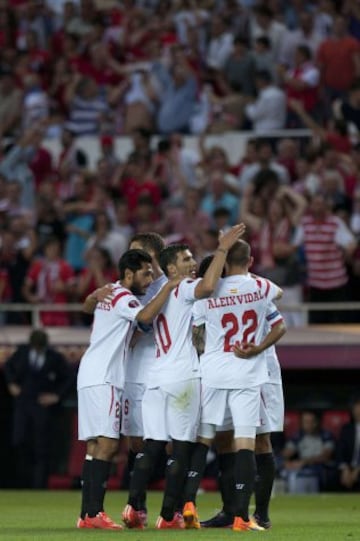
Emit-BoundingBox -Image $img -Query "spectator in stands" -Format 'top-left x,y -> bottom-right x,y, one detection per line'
57,129 -> 88,180
279,12 -> 323,69
251,36 -> 276,80
205,15 -> 234,71
238,139 -> 289,193
76,245 -> 117,323
278,45 -> 320,128
249,4 -> 287,62
0,126 -> 44,210
317,15 -> 360,102
22,236 -> 76,327
337,396 -> 360,492
293,191 -> 356,323
153,49 -> 198,134
332,80 -> 360,134
35,195 -> 66,255
4,329 -> 73,488
244,69 -> 286,134
241,183 -> 307,327
201,170 -> 239,226
162,187 -> 211,249
64,75 -> 110,136
281,410 -> 336,493
85,210 -> 127,266
221,35 -> 255,96
0,67 -> 22,138
63,173 -> 95,273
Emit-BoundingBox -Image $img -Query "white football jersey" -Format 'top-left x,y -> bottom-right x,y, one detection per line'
252,275 -> 283,385
77,282 -> 142,391
125,274 -> 168,384
147,278 -> 201,388
199,274 -> 282,389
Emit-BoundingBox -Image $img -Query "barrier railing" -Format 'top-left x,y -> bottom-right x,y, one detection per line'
0,301 -> 359,328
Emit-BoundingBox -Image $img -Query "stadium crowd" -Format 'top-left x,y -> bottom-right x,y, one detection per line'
0,0 -> 360,326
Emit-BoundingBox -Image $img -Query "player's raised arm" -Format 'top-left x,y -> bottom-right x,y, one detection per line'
233,320 -> 287,359
194,223 -> 246,299
136,277 -> 181,325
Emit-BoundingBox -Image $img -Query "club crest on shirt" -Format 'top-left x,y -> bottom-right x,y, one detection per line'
128,300 -> 140,308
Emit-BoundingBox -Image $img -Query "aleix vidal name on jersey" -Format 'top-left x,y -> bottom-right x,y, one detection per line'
207,290 -> 265,309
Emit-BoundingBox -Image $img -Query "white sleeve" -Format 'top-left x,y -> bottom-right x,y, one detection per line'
179,278 -> 202,303
112,292 -> 143,321
266,302 -> 284,328
192,299 -> 206,326
335,218 -> 356,247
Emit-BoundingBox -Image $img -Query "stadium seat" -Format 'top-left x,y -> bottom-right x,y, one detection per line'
322,410 -> 350,438
284,410 -> 301,439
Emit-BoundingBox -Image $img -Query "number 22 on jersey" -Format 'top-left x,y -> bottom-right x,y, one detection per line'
222,309 -> 258,352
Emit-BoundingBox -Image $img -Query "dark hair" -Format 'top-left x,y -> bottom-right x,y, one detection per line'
198,254 -> 226,278
255,69 -> 272,84
255,35 -> 271,49
118,249 -> 152,279
226,240 -> 251,267
253,168 -> 280,195
157,139 -> 171,153
29,329 -> 48,349
159,243 -> 189,276
213,207 -> 231,218
297,44 -> 312,61
130,232 -> 165,260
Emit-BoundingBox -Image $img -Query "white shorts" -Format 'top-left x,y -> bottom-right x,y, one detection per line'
216,382 -> 283,435
142,379 -> 200,442
78,384 -> 122,441
201,385 -> 261,437
258,382 -> 284,433
121,382 -> 146,437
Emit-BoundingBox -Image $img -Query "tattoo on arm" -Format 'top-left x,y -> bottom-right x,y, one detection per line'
192,324 -> 206,356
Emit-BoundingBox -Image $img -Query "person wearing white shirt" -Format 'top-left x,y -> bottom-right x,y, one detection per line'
76,249 -> 178,530
245,70 -> 286,134
206,16 -> 234,71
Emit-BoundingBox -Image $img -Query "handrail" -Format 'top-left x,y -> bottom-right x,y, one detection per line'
1,301 -> 360,327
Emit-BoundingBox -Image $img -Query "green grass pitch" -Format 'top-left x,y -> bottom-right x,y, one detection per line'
1,490 -> 359,541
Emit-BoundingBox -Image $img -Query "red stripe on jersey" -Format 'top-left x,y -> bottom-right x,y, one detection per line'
108,385 -> 114,416
111,290 -> 131,307
174,285 -> 180,298
264,279 -> 270,298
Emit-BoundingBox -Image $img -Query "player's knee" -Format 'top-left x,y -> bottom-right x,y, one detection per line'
255,433 -> 272,454
214,430 -> 234,454
130,436 -> 144,454
198,423 -> 216,442
95,437 -> 119,460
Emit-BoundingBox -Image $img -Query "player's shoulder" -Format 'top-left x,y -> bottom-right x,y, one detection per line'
111,283 -> 134,307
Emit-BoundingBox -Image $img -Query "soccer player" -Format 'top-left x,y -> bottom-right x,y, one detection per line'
199,305 -> 286,530
194,266 -> 286,530
181,240 -> 285,532
76,249 -> 179,530
121,233 -> 167,522
122,224 -> 245,530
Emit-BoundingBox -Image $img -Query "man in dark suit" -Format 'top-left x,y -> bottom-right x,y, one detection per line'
4,329 -> 73,488
337,397 -> 360,491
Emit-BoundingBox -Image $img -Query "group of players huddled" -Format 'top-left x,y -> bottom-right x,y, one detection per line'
76,225 -> 286,531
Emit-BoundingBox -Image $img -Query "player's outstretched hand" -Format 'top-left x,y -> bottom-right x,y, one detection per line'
233,342 -> 261,359
218,223 -> 246,251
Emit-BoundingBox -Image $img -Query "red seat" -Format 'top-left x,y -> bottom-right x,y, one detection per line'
322,410 -> 350,438
284,410 -> 300,439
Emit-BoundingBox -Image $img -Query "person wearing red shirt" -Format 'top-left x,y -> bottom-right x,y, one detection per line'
317,15 -> 360,99
119,152 -> 162,219
22,236 -> 75,326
